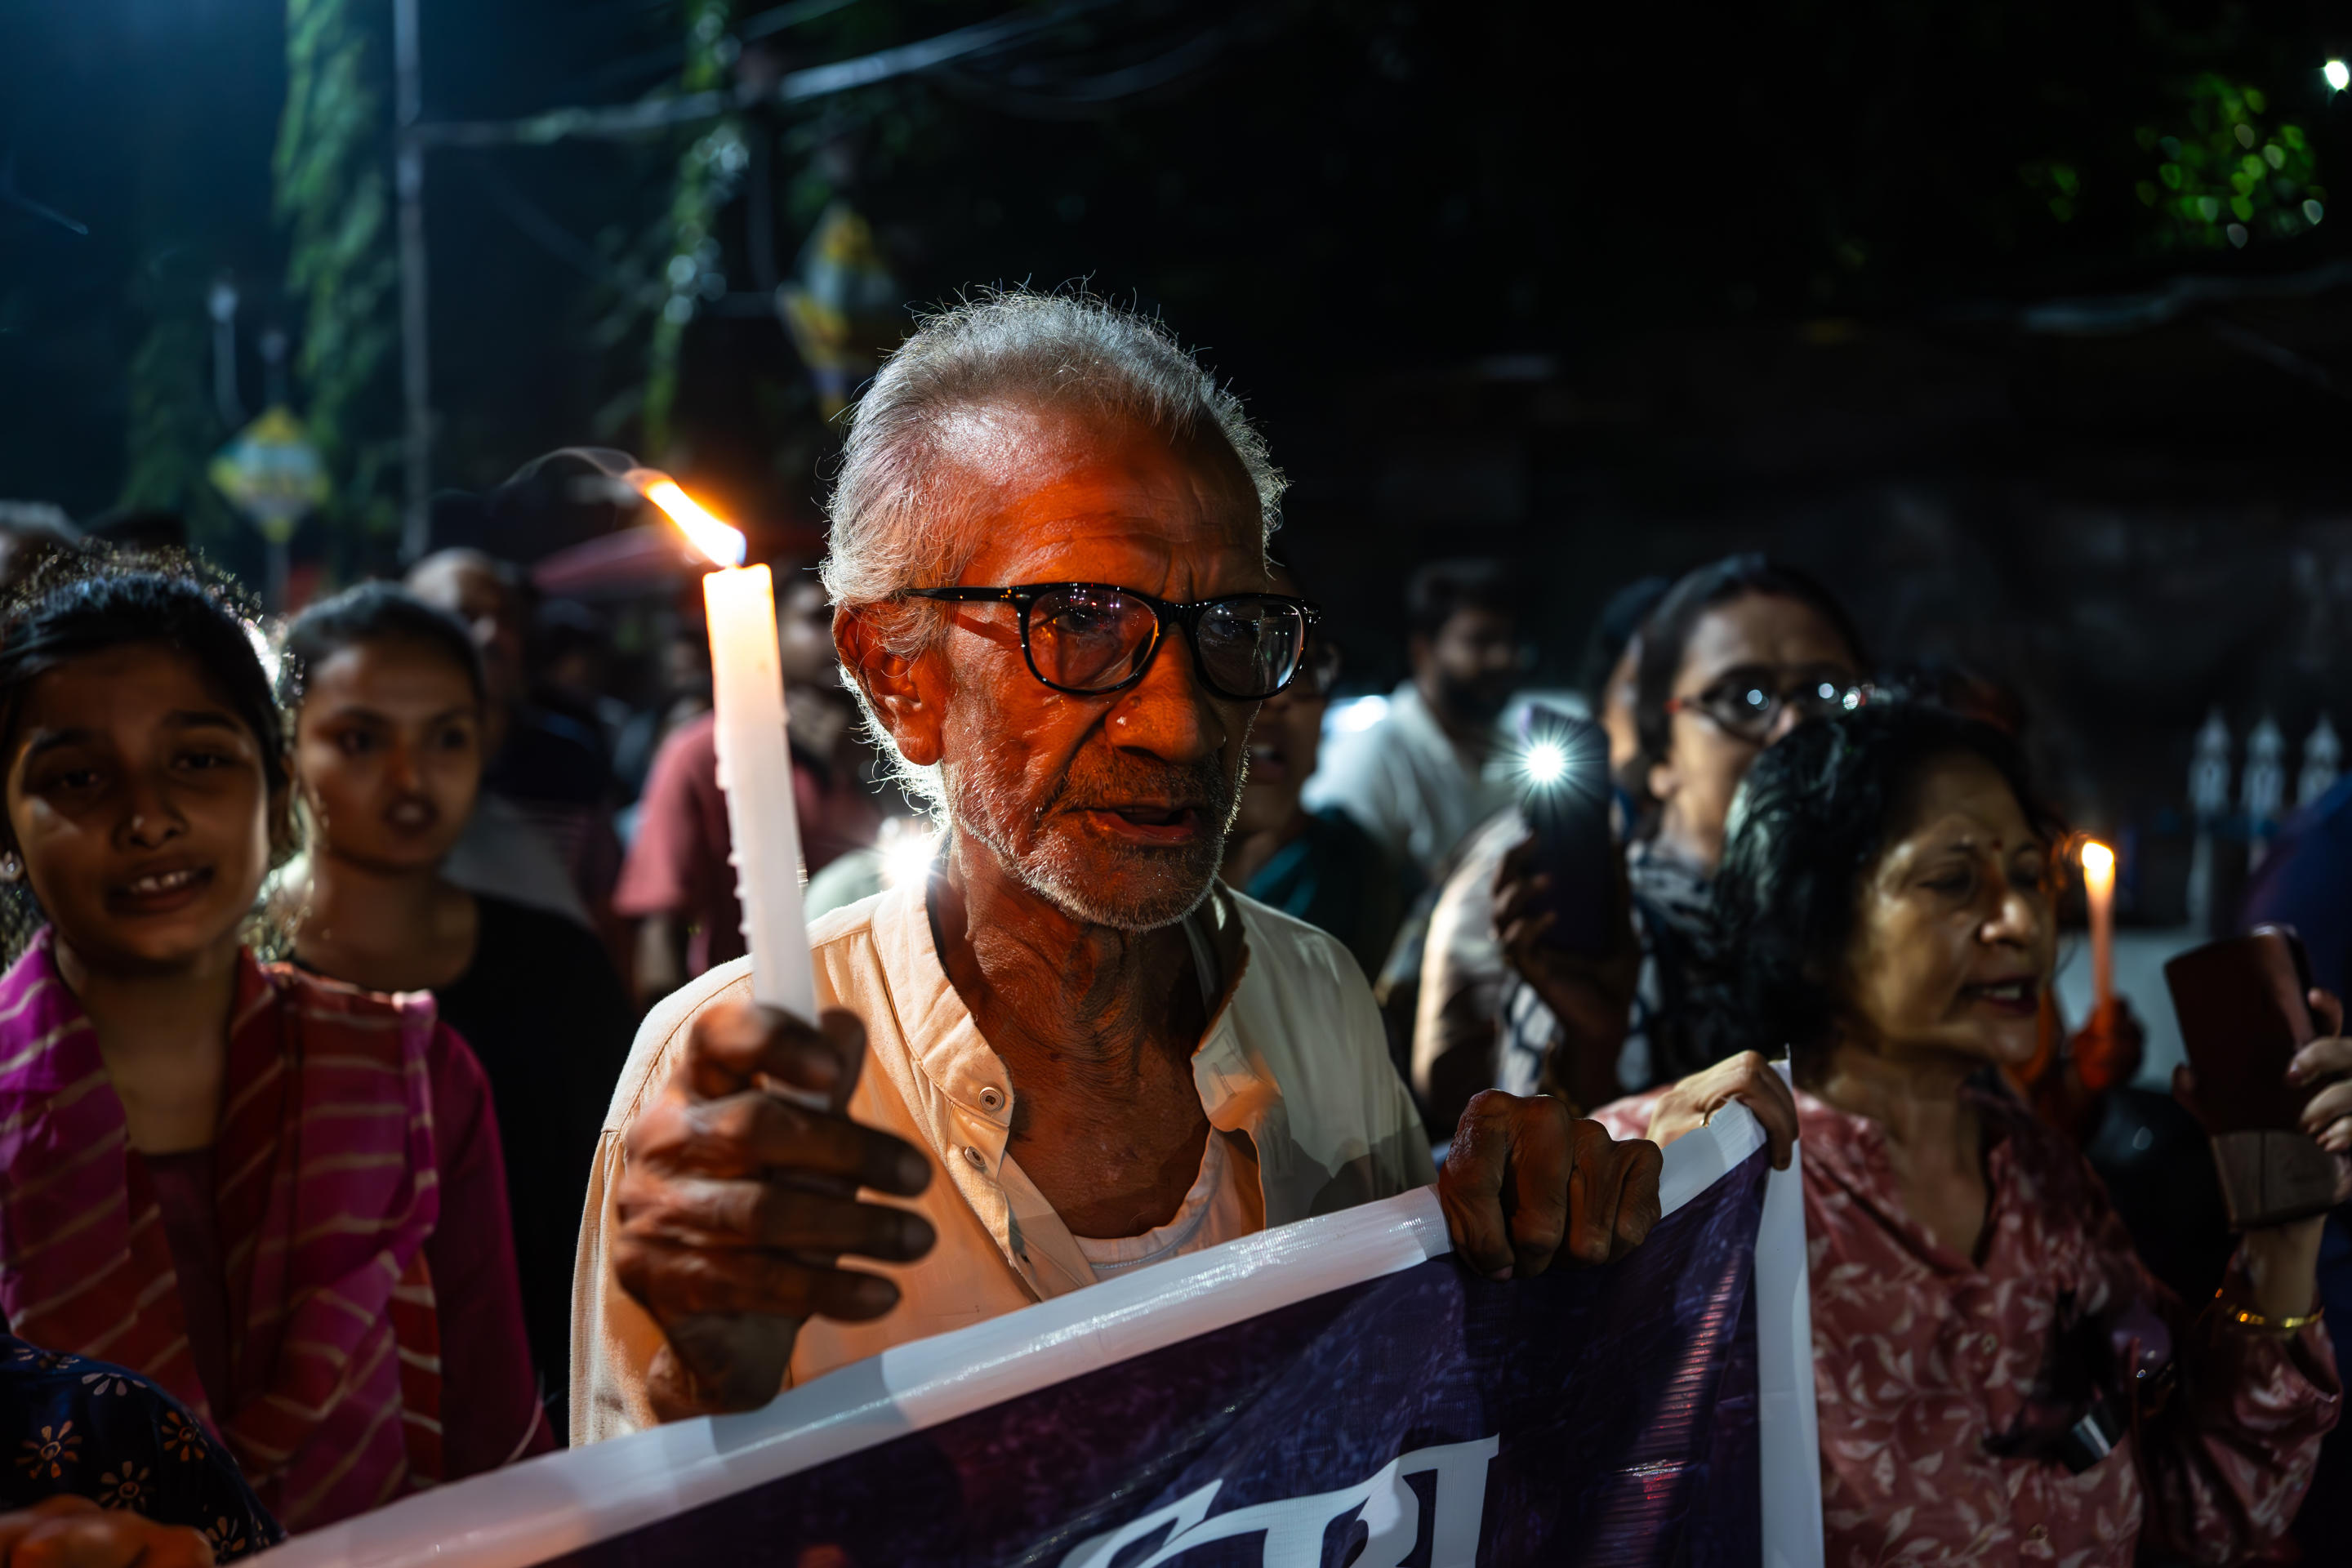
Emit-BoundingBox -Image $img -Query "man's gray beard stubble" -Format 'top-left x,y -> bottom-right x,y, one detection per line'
945,748 -> 1250,933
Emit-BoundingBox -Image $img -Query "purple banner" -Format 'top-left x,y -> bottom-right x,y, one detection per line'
263,1101 -> 1816,1568
548,1148 -> 1768,1568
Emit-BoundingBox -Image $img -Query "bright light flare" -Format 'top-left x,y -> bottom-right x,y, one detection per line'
2328,59 -> 2350,91
2080,838 -> 2115,888
877,819 -> 940,889
630,469 -> 746,568
1329,694 -> 1390,734
1522,740 -> 1569,788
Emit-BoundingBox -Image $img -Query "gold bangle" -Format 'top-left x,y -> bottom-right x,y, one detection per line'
2216,1291 -> 2324,1334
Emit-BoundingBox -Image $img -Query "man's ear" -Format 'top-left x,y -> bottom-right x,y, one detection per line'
1405,631 -> 1432,679
835,607 -> 944,768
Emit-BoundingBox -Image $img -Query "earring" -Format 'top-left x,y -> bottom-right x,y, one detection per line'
0,853 -> 21,884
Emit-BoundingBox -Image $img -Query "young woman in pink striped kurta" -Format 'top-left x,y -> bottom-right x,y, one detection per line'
0,562 -> 549,1532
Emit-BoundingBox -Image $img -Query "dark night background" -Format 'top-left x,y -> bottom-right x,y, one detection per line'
5,0 -> 2352,923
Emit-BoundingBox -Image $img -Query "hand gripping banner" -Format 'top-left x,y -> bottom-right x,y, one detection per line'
264,1102 -> 1822,1568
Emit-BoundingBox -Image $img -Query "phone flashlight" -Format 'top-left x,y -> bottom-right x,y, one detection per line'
1515,705 -> 1615,956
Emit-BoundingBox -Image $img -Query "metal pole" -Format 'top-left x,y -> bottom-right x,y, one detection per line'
207,279 -> 245,430
394,0 -> 432,562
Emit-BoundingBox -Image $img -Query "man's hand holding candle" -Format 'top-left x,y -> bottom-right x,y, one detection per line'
612,1000 -> 936,1420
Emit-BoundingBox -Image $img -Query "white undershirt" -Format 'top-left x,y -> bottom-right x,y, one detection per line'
1065,1129 -> 1258,1281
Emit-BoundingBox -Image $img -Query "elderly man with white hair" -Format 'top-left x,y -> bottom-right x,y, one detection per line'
572,292 -> 1665,1437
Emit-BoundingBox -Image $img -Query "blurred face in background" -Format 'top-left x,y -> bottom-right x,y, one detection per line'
776,576 -> 841,689
294,637 -> 483,876
407,552 -> 525,715
1837,751 -> 2055,1075
1413,605 -> 1521,728
1649,592 -> 1858,871
662,631 -> 711,694
1233,566 -> 1331,839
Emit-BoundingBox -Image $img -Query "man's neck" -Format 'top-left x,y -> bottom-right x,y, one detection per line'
932,834 -> 1200,1076
930,830 -> 1217,1238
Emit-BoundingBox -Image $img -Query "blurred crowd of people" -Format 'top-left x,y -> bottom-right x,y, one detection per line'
2,289 -> 2348,1566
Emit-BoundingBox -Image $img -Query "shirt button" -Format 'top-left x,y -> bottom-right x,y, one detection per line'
979,1086 -> 1004,1111
962,1146 -> 987,1170
2027,1525 -> 2048,1543
1980,1334 -> 1998,1356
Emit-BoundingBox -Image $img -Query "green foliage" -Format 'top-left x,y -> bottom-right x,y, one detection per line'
274,0 -> 401,563
2135,74 -> 2323,251
644,0 -> 747,457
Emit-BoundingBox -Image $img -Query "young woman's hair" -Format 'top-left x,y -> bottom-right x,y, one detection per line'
278,581 -> 487,710
0,551 -> 284,797
1698,702 -> 2064,1083
1631,554 -> 1869,782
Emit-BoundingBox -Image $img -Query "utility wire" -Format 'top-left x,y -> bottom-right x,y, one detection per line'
414,0 -> 1121,149
459,154 -> 656,300
0,151 -> 89,237
545,0 -> 863,101
932,18 -> 1236,117
739,0 -> 866,46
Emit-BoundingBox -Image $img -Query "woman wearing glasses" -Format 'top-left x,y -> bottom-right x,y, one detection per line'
1474,555 -> 1866,1120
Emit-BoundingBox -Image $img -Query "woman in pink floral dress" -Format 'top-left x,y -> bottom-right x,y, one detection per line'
1597,703 -> 2342,1565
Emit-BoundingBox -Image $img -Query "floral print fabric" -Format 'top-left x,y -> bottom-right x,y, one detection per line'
1597,1085 -> 2340,1565
2,1334 -> 281,1559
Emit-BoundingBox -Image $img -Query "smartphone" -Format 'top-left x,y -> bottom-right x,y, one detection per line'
1515,704 -> 1615,956
2163,925 -> 2339,1229
2163,926 -> 2316,1134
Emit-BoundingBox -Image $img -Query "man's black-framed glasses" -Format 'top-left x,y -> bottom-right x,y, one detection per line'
1664,663 -> 1870,742
900,583 -> 1321,701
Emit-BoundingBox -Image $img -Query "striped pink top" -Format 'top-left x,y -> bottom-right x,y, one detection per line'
0,933 -> 549,1530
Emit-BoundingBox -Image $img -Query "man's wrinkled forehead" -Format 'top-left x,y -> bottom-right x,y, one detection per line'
929,397 -> 1261,551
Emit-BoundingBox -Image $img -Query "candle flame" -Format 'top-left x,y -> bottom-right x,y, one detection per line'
629,469 -> 746,568
2080,839 -> 2114,879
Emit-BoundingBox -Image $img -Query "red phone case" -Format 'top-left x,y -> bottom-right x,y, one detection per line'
2163,927 -> 2337,1229
2164,928 -> 2314,1134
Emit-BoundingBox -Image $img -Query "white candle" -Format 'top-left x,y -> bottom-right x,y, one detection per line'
2081,839 -> 2115,1026
634,472 -> 817,1020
